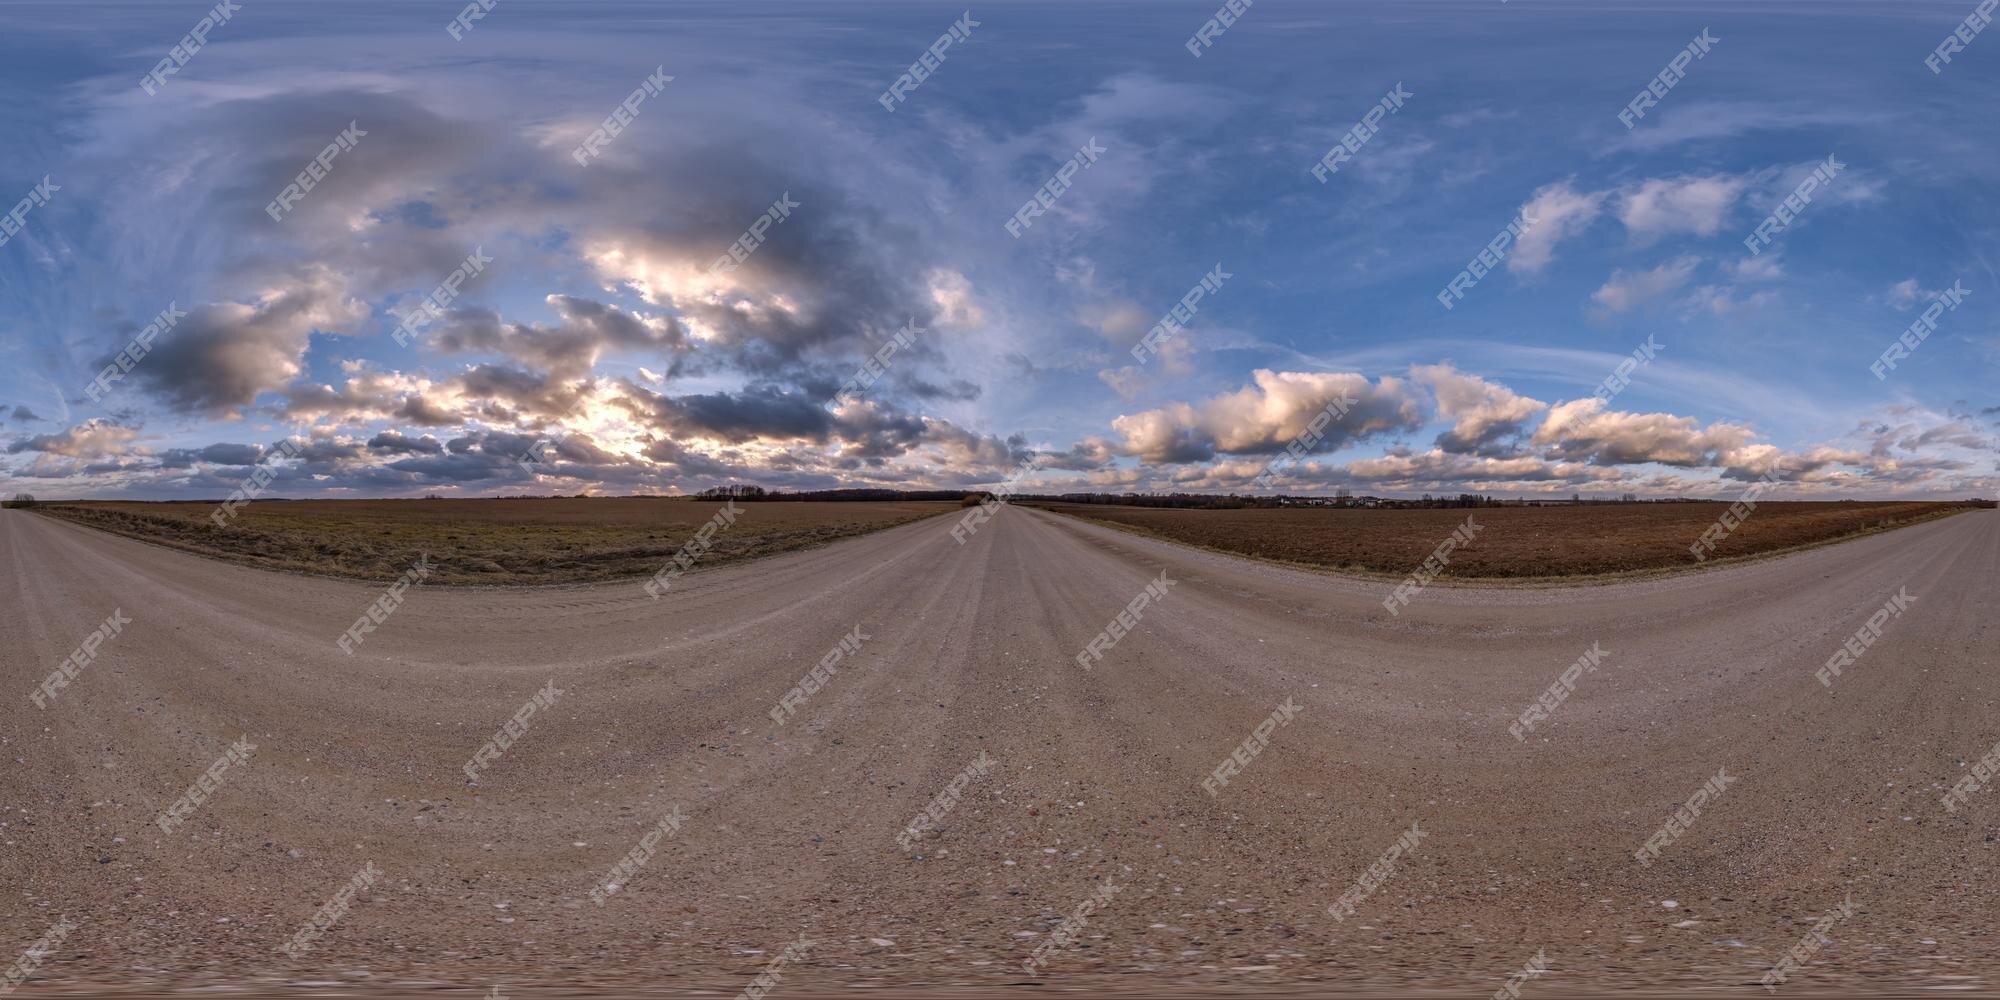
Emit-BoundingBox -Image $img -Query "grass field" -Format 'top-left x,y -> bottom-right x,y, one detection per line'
1029,500 -> 1982,579
32,498 -> 952,585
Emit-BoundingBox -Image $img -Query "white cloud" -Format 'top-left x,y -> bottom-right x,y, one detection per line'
4,418 -> 145,459
926,268 -> 985,328
1508,181 -> 1607,276
1728,254 -> 1783,281
1344,448 -> 1566,485
1885,278 -> 1945,311
1506,174 -> 1748,278
1533,396 -> 1759,468
1111,369 -> 1424,463
1079,299 -> 1150,348
1097,365 -> 1148,401
1591,255 -> 1701,313
1411,364 -> 1547,453
1749,159 -> 1887,216
1617,175 -> 1749,238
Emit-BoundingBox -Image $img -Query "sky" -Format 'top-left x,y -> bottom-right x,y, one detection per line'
1,0 -> 1996,501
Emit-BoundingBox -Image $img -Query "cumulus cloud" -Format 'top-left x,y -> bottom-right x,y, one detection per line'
433,296 -> 687,379
380,431 -> 548,485
1719,444 -> 1871,482
51,72 -> 991,493
450,366 -> 598,427
367,430 -> 445,455
1344,448 -> 1571,486
1533,397 -> 1758,468
157,443 -> 265,468
1111,370 -> 1423,463
1065,367 -> 1978,497
575,137 -> 955,384
1038,436 -> 1118,472
12,24 -> 1984,504
6,419 -> 143,458
1412,364 -> 1548,453
122,267 -> 368,416
278,369 -> 439,425
633,384 -> 835,445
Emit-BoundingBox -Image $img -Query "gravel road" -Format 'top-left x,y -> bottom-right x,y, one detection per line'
3,504 -> 1995,997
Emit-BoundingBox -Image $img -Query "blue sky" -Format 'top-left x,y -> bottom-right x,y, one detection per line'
1,0 -> 1995,499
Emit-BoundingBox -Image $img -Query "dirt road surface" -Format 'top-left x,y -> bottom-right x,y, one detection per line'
3,505 -> 1996,997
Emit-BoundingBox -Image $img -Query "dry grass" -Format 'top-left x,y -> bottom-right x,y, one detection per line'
1028,500 -> 1980,579
34,498 -> 952,585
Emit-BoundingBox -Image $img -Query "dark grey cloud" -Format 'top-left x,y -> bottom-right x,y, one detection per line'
370,429 -> 613,484
381,451 -> 523,483
831,403 -> 929,460
265,437 -> 364,466
396,395 -> 461,427
367,430 -> 444,455
157,443 -> 265,469
626,384 -> 833,444
904,376 -> 983,402
567,128 -> 957,390
1898,422 -> 1990,452
442,365 -> 592,426
433,297 -> 687,379
639,436 -> 734,479
121,267 -> 366,416
28,67 -> 1010,502
1036,438 -> 1116,472
177,88 -> 508,287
